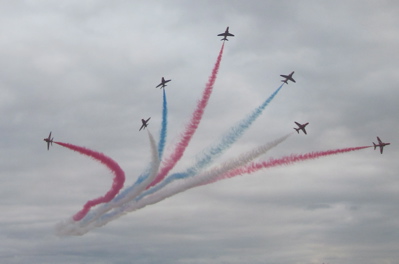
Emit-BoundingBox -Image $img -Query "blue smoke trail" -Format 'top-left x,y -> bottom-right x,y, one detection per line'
81,88 -> 169,227
189,83 -> 284,174
135,83 -> 284,201
124,88 -> 168,189
81,88 -> 169,224
105,89 -> 168,202
127,88 -> 168,187
158,88 -> 168,159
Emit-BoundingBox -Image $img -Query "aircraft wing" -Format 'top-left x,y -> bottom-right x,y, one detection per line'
217,33 -> 225,36
139,125 -> 145,131
226,33 -> 234,36
294,122 -> 301,126
156,83 -> 162,88
380,146 -> 383,154
377,136 -> 382,144
146,117 -> 151,122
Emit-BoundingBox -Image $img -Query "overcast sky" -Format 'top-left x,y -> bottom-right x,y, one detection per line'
1,1 -> 399,263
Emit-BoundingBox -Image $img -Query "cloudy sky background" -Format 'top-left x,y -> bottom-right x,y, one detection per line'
1,1 -> 398,263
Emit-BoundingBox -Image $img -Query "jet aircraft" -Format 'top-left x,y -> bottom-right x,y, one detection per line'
373,136 -> 390,154
294,122 -> 309,135
139,117 -> 151,131
156,77 -> 171,89
217,26 -> 235,41
280,71 -> 296,84
43,132 -> 54,150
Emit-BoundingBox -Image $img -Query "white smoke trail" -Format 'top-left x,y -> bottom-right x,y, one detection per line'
81,133 -> 292,232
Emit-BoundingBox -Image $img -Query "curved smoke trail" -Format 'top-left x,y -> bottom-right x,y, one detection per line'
117,88 -> 168,191
53,39 -> 373,237
82,88 -> 168,218
135,147 -> 373,218
55,43 -> 225,236
54,142 -> 125,221
70,134 -> 291,234
147,42 -> 225,189
115,88 -> 167,193
77,129 -> 160,226
94,143 -> 370,232
55,143 -> 371,236
135,133 -> 292,201
140,84 -> 285,199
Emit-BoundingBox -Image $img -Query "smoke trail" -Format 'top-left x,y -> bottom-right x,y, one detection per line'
147,42 -> 225,189
54,142 -> 125,221
77,129 -> 160,225
136,132 -> 292,201
80,134 -> 291,232
158,88 -> 168,159
107,88 -> 166,201
99,143 -> 368,228
215,146 -> 372,182
133,84 -> 285,202
190,84 -> 284,174
79,90 -> 167,224
55,143 -> 369,236
56,43 -> 225,235
180,83 -> 285,178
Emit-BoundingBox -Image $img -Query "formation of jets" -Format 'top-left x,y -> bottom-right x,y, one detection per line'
43,27 -> 391,156
156,77 -> 171,89
139,117 -> 151,131
43,132 -> 53,150
373,136 -> 390,154
294,122 -> 309,135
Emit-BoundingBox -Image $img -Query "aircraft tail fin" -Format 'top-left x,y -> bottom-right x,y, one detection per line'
373,142 -> 377,150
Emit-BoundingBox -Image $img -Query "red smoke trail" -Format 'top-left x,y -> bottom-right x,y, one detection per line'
54,142 -> 125,221
213,146 -> 372,183
147,43 -> 225,189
